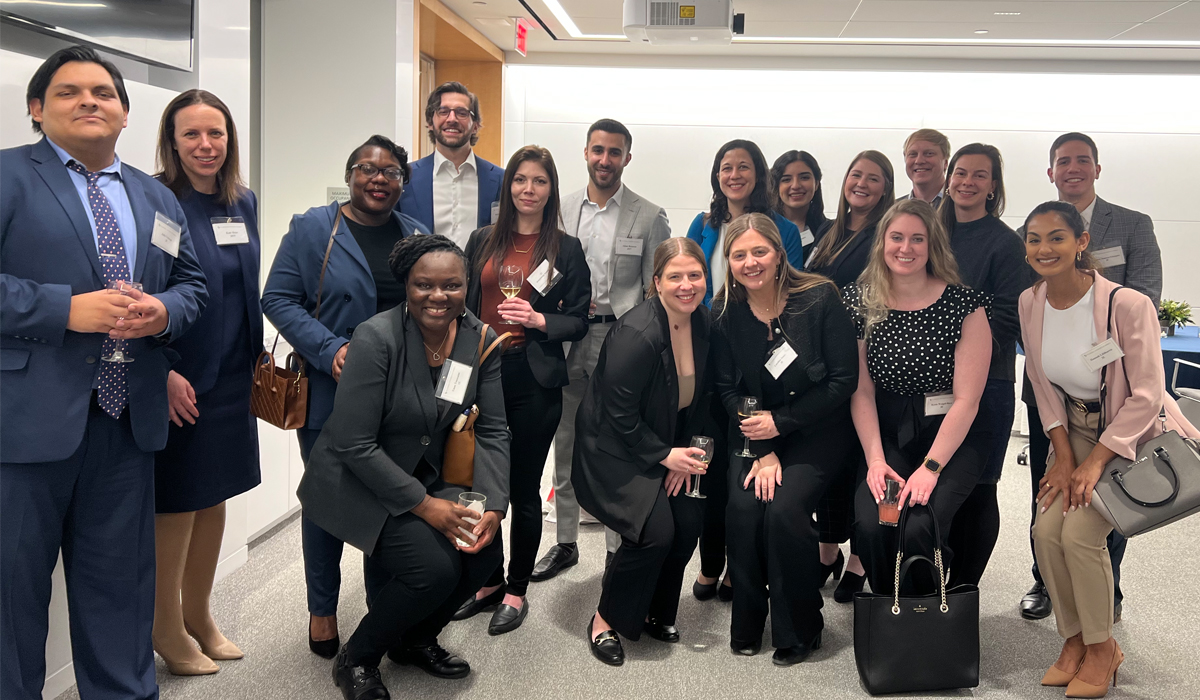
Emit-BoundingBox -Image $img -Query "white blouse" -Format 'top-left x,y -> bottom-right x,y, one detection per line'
1042,284 -> 1101,402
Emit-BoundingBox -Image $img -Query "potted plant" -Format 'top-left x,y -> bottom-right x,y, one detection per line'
1159,299 -> 1193,337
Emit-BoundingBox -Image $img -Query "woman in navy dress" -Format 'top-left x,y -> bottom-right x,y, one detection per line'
151,89 -> 262,675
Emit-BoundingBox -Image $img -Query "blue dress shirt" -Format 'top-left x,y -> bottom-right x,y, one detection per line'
47,138 -> 138,276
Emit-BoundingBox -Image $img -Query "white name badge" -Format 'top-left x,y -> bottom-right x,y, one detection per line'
211,217 -> 250,246
765,342 -> 798,379
490,201 -> 500,225
527,259 -> 562,295
799,227 -> 815,247
151,211 -> 181,257
1092,246 -> 1126,267
1082,338 -> 1125,372
924,391 -> 955,416
434,359 -> 473,406
615,237 -> 644,256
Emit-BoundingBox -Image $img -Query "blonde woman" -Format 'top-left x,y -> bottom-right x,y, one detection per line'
844,199 -> 992,596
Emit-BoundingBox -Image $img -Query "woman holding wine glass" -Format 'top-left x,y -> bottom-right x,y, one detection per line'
459,145 -> 590,635
572,238 -> 712,665
711,213 -> 859,665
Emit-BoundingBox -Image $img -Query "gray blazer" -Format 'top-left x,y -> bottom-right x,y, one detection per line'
560,185 -> 671,317
1087,196 -> 1163,308
296,306 -> 510,554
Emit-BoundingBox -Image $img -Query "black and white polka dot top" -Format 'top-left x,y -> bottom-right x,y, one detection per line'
843,283 -> 991,396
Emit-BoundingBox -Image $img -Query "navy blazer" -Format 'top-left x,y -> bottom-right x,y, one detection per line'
0,138 -> 208,463
686,210 -> 805,307
262,201 -> 429,431
396,153 -> 504,234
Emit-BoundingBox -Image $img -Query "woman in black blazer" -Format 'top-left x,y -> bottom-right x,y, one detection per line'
457,145 -> 590,635
573,238 -> 711,666
712,213 -> 858,665
298,234 -> 509,700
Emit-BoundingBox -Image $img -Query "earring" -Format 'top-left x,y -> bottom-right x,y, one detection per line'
987,192 -> 995,200
1024,255 -> 1029,264
775,267 -> 781,280
1077,251 -> 1082,261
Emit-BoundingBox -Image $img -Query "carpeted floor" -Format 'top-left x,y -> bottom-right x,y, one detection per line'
57,437 -> 1200,699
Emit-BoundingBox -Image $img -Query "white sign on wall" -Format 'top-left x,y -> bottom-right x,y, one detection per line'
327,186 -> 349,204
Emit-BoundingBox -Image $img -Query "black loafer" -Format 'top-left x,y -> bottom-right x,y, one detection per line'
731,639 -> 761,656
333,646 -> 390,700
451,588 -> 504,621
643,618 -> 680,643
819,550 -> 845,588
1020,582 -> 1053,620
487,601 -> 529,636
386,643 -> 469,679
530,543 -> 579,582
771,631 -> 822,666
588,617 -> 624,666
833,571 -> 866,604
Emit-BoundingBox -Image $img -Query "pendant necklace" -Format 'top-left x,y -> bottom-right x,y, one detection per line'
423,325 -> 452,362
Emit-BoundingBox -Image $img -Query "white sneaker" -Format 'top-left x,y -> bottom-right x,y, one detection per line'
579,509 -> 601,526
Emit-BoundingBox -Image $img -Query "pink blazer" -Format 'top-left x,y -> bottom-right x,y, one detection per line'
1020,271 -> 1199,461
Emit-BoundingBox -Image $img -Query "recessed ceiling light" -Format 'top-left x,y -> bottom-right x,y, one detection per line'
994,12 -> 1021,16
975,29 -> 989,34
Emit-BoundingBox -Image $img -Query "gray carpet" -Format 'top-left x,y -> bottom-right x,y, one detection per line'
57,437 -> 1200,699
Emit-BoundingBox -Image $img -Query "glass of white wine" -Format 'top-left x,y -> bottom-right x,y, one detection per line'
101,280 -> 142,363
498,265 -> 524,325
686,435 -> 714,499
735,396 -> 760,458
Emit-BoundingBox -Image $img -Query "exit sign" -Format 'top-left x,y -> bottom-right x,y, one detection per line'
515,17 -> 529,56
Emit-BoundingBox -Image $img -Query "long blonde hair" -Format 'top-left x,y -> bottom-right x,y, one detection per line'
713,212 -> 833,318
856,199 -> 961,339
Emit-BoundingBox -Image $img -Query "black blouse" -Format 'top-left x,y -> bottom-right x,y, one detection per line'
345,216 -> 405,313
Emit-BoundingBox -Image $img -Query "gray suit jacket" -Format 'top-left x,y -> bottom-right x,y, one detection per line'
296,306 -> 510,554
1087,196 -> 1162,308
560,185 -> 671,318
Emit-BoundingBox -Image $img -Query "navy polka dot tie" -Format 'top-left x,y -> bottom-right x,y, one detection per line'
69,160 -> 129,418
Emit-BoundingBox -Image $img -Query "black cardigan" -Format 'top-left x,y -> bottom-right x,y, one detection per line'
808,222 -> 878,289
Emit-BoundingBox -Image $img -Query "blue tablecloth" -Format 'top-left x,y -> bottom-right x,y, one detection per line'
1164,325 -> 1200,396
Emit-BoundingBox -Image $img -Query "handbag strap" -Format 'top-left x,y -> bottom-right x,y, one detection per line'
1097,286 -> 1123,439
314,207 -> 343,322
476,323 -> 513,365
892,502 -> 949,615
1112,446 -> 1180,508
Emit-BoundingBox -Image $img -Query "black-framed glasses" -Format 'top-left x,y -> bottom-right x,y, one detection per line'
350,163 -> 404,181
436,106 -> 474,121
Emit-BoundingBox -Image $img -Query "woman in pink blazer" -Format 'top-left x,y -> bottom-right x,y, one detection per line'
1019,201 -> 1198,698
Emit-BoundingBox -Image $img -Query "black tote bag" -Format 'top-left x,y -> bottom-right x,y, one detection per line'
853,503 -> 980,695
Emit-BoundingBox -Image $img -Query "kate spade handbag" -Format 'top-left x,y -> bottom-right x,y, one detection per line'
250,209 -> 342,430
442,324 -> 510,487
853,503 -> 980,695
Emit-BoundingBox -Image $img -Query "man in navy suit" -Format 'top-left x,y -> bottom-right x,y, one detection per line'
1,46 -> 207,699
397,81 -> 503,248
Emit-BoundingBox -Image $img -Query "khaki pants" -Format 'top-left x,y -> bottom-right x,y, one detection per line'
1033,403 -> 1115,644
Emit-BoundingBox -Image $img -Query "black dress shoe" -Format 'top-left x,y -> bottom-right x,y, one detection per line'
487,600 -> 529,636
730,639 -> 761,656
643,618 -> 680,643
451,588 -> 504,621
530,543 -> 579,582
833,571 -> 866,604
588,616 -> 624,666
386,643 -> 469,679
771,631 -> 822,667
333,646 -> 389,700
717,581 -> 734,602
693,579 -> 717,601
310,617 -> 340,659
1020,582 -> 1053,620
819,550 -> 845,588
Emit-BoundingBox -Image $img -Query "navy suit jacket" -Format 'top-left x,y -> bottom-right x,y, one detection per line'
262,201 -> 429,431
0,138 -> 208,463
396,153 -> 504,234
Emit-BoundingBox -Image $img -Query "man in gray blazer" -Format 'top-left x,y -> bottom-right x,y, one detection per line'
530,119 -> 671,581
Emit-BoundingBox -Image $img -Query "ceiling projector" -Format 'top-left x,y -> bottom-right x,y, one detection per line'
623,0 -> 745,45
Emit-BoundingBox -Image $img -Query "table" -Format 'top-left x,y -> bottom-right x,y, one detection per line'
1163,325 -> 1200,397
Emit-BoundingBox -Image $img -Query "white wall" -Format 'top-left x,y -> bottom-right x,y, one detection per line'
503,65 -> 1200,305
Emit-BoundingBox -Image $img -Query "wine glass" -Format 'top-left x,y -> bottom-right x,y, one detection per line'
735,396 -> 760,458
101,280 -> 142,363
456,492 -> 487,547
686,435 -> 714,499
498,265 -> 524,325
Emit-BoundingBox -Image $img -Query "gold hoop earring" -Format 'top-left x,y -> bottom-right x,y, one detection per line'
1077,251 -> 1082,261
1024,255 -> 1029,264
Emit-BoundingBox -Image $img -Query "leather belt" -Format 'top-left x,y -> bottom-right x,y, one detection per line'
586,314 -> 618,324
1068,397 -> 1102,414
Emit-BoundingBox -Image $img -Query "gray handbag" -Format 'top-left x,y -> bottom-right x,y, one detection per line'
1091,419 -> 1200,537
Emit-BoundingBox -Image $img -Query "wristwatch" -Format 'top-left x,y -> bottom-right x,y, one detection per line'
922,456 -> 945,474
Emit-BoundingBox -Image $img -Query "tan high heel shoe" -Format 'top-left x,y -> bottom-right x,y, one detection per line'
1065,640 -> 1124,698
185,623 -> 244,661
153,639 -> 219,676
1041,657 -> 1083,687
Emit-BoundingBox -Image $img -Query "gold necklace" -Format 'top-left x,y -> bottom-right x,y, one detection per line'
512,233 -> 537,254
422,325 -> 452,362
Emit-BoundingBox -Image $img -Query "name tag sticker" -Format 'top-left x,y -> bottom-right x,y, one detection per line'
765,342 -> 798,379
527,259 -> 562,295
1082,338 -> 1125,372
924,391 -> 955,416
211,217 -> 250,245
490,201 -> 500,225
1092,246 -> 1125,267
615,237 -> 644,256
800,227 -> 815,247
151,211 -> 181,257
435,359 -> 473,405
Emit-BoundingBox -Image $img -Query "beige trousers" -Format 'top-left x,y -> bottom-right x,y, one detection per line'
1033,404 -> 1115,644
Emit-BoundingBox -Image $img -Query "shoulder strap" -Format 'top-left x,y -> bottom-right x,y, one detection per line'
1098,285 -> 1124,438
314,207 -> 343,322
480,330 -> 513,365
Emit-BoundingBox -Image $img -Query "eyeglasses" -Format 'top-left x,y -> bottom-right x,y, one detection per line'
436,106 -> 474,121
350,163 -> 403,181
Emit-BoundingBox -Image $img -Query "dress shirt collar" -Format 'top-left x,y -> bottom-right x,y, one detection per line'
1077,196 -> 1098,230
47,137 -> 122,178
434,148 -> 476,176
584,182 -> 625,211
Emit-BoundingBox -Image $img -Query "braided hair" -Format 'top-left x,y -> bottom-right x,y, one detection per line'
388,234 -> 468,298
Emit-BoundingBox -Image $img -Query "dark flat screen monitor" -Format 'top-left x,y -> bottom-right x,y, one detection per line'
2,0 -> 194,70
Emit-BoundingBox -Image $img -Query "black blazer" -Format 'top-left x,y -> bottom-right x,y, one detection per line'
296,307 -> 509,554
712,283 -> 858,457
808,222 -> 877,289
463,227 -> 590,388
572,296 -> 711,541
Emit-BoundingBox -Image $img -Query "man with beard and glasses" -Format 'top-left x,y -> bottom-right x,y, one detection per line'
530,118 -> 672,582
397,82 -> 503,248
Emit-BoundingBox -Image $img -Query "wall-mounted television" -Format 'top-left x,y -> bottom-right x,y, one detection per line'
1,0 -> 194,71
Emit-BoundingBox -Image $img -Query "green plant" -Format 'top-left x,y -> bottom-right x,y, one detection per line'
1159,299 -> 1193,328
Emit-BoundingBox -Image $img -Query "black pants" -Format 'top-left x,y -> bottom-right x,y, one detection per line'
598,488 -> 704,640
486,349 -> 562,597
815,444 -> 863,554
697,399 -> 730,579
726,418 -> 851,649
854,390 -> 989,596
345,511 -> 503,667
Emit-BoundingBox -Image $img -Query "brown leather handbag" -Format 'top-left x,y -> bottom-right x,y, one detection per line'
442,324 -> 511,487
250,209 -> 342,430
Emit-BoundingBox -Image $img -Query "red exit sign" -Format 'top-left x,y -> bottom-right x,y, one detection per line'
515,18 -> 529,56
